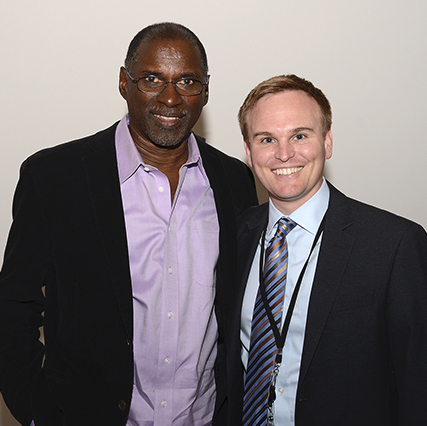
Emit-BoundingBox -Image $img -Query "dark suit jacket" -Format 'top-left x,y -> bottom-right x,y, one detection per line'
0,122 -> 258,425
225,182 -> 427,425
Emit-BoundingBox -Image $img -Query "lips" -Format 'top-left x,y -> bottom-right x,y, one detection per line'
272,167 -> 303,176
152,112 -> 184,127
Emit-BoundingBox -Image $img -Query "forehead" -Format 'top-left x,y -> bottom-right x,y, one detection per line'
132,37 -> 204,76
248,90 -> 323,133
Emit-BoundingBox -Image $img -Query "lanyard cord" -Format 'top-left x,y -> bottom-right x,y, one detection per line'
258,214 -> 326,365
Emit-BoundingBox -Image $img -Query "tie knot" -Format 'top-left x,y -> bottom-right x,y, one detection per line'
276,217 -> 296,238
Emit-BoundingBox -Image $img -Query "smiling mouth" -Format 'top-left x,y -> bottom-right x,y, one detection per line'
273,167 -> 303,176
153,113 -> 182,125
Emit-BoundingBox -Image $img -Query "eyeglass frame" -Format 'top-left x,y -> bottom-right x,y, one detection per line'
124,68 -> 209,97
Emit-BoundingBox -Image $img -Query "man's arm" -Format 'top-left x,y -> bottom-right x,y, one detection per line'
386,221 -> 427,424
0,159 -> 50,425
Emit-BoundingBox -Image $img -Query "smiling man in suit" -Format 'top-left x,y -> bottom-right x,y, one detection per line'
0,22 -> 257,425
226,74 -> 427,425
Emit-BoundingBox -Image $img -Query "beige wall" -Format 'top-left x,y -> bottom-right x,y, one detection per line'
1,0 -> 427,423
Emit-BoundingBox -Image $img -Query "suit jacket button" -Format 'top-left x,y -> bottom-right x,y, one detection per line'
118,400 -> 126,411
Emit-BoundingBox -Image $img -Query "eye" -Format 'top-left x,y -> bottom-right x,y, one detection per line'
142,75 -> 163,86
262,137 -> 274,144
176,78 -> 195,87
293,133 -> 306,142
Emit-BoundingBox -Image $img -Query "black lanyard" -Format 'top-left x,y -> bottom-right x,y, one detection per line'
259,214 -> 326,416
258,214 -> 326,365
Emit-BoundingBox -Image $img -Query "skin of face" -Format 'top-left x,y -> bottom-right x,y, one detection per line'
244,90 -> 333,215
119,37 -> 209,150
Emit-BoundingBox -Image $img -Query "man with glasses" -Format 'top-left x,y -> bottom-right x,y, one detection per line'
0,22 -> 257,425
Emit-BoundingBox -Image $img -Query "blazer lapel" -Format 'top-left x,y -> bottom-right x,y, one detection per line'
82,125 -> 133,345
298,183 -> 355,387
238,205 -> 268,296
232,204 -> 269,328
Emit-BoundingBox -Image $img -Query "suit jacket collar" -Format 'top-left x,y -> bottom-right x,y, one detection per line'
82,122 -> 134,345
195,134 -> 244,330
298,182 -> 355,387
234,203 -> 269,330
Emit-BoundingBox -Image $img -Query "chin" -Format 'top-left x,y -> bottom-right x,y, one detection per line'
149,132 -> 189,148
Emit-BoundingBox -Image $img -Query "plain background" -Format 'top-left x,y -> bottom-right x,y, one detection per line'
1,0 -> 426,424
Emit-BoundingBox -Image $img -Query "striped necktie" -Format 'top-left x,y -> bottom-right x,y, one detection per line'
243,217 -> 296,426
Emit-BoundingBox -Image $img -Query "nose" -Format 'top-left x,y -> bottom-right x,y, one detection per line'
275,140 -> 295,162
156,81 -> 183,107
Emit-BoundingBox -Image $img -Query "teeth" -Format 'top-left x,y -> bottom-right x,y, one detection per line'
154,114 -> 179,121
273,167 -> 303,176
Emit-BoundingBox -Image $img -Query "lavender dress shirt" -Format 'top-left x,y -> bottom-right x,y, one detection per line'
115,116 -> 219,426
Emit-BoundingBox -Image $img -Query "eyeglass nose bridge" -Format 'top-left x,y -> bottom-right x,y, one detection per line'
157,79 -> 181,96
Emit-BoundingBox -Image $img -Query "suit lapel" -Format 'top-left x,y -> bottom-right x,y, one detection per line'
196,136 -> 238,336
82,125 -> 133,344
232,204 -> 269,327
238,205 -> 268,297
196,135 -> 233,241
298,184 -> 355,386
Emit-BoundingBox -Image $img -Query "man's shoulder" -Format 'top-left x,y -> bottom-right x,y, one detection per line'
328,182 -> 426,237
194,133 -> 249,170
237,203 -> 268,234
194,134 -> 258,210
23,122 -> 119,170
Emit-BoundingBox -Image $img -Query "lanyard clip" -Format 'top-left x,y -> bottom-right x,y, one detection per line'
268,353 -> 282,407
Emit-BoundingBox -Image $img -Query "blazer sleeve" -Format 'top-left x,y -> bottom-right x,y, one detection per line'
0,158 -> 50,425
386,221 -> 427,423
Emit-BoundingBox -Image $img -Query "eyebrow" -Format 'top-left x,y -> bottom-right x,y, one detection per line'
252,131 -> 274,138
138,70 -> 199,79
252,127 -> 315,139
293,127 -> 315,133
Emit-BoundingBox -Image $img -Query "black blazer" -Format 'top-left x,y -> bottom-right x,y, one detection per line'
0,122 -> 258,425
225,182 -> 427,425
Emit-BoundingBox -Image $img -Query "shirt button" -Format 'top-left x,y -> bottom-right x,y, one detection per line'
168,267 -> 173,274
167,312 -> 173,318
278,387 -> 285,394
164,358 -> 170,364
159,186 -> 164,192
143,166 -> 150,172
161,400 -> 167,407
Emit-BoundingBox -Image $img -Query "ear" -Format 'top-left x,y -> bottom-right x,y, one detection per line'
119,66 -> 129,100
244,139 -> 253,168
202,76 -> 210,106
324,130 -> 333,160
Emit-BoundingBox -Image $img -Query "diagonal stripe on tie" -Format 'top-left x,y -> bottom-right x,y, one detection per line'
243,217 -> 296,426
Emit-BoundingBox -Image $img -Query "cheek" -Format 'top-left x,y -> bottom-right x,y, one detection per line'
244,147 -> 253,168
187,97 -> 205,113
299,145 -> 325,163
248,149 -> 267,171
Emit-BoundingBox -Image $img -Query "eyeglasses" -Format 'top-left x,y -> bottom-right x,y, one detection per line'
125,69 -> 207,96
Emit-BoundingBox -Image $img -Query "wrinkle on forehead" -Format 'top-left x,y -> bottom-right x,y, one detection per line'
135,39 -> 203,78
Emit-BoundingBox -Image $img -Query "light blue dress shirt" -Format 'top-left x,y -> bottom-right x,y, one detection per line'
241,179 -> 329,425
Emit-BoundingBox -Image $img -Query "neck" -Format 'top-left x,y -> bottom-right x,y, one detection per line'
130,129 -> 189,202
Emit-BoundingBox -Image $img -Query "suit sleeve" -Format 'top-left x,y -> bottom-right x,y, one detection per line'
0,159 -> 50,425
386,221 -> 427,424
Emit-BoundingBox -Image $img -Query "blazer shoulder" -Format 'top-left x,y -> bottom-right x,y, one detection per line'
327,182 -> 426,239
195,133 -> 258,213
22,122 -> 119,171
237,203 -> 268,236
195,133 -> 251,172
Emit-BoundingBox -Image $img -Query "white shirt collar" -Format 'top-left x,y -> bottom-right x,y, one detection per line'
267,178 -> 330,240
